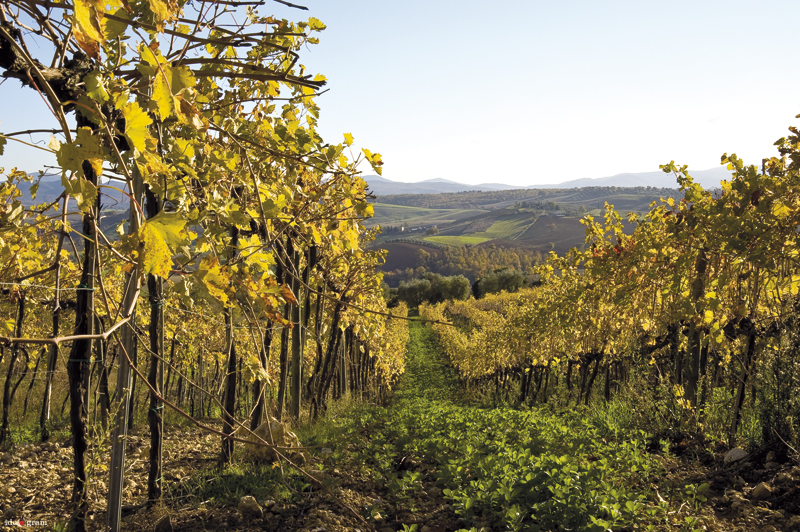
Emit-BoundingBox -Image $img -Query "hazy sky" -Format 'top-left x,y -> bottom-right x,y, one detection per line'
2,1 -> 799,186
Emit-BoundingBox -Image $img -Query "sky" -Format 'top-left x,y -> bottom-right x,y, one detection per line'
2,0 -> 799,186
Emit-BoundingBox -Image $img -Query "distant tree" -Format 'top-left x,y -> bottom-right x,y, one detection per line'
380,282 -> 391,301
426,226 -> 440,235
473,268 -> 525,298
440,275 -> 471,301
397,279 -> 432,306
396,273 -> 471,305
416,249 -> 432,266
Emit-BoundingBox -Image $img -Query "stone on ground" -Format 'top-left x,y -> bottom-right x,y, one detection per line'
238,495 -> 263,519
243,417 -> 308,464
724,448 -> 748,463
154,514 -> 173,532
752,482 -> 772,500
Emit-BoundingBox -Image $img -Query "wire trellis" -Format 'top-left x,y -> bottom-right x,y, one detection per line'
0,281 -> 95,291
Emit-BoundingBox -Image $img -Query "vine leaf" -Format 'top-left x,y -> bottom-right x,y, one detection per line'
55,127 -> 103,211
122,102 -> 154,153
72,0 -> 125,59
55,127 -> 104,179
362,148 -> 384,175
60,175 -> 97,212
241,234 -> 276,271
84,70 -> 110,103
72,0 -> 104,58
141,45 -> 197,120
139,211 -> 191,278
199,256 -> 231,304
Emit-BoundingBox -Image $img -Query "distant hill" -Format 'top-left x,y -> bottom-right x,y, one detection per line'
369,184 -> 676,280
531,166 -> 732,190
17,174 -> 129,210
365,166 -> 733,196
372,185 -> 681,211
365,176 -> 527,195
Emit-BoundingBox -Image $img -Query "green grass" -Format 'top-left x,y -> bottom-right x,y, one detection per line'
338,322 -> 688,532
424,235 -> 491,246
168,461 -> 299,507
367,203 -> 488,228
466,213 -> 538,241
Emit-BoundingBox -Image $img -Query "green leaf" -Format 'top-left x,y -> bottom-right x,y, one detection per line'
0,134 -> 6,156
84,70 -> 109,102
105,7 -> 130,40
61,174 -> 97,212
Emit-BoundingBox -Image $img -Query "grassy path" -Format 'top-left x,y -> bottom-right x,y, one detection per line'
392,319 -> 462,405
345,321 -> 673,532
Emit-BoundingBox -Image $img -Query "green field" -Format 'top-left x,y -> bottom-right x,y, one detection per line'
469,215 -> 536,240
367,203 -> 487,228
424,235 -> 491,246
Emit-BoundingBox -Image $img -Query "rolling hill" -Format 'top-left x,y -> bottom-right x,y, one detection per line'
364,166 -> 732,196
371,185 -> 656,279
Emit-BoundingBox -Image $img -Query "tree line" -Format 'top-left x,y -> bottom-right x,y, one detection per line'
383,244 -> 543,287
376,186 -> 682,210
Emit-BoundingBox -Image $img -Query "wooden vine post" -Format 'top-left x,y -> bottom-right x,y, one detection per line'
106,164 -> 144,532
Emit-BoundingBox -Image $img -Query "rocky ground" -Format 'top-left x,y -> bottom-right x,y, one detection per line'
677,445 -> 800,532
0,424 -> 460,532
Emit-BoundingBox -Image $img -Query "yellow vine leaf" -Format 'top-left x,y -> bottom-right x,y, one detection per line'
362,148 -> 384,175
60,174 -> 97,212
141,45 -> 197,120
72,0 -> 104,59
147,0 -> 177,29
138,211 -> 190,278
122,102 -> 154,153
241,234 -> 275,271
199,256 -> 230,304
791,275 -> 800,296
84,70 -> 110,102
56,127 -> 104,178
55,127 -> 103,211
72,0 -> 124,59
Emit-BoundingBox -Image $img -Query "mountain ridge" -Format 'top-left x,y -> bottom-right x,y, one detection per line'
365,166 -> 733,195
